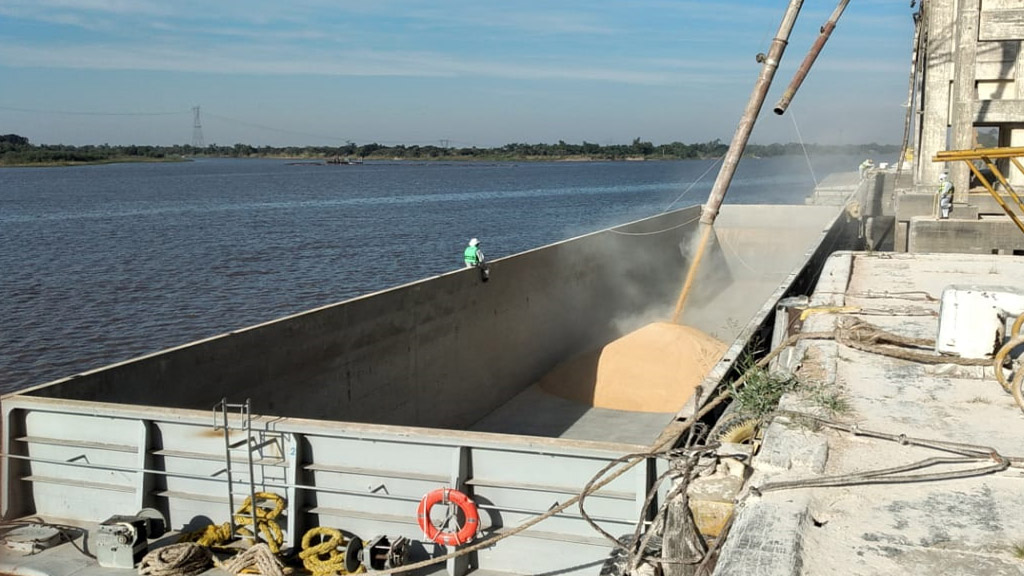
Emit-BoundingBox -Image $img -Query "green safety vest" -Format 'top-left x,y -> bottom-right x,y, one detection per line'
464,245 -> 479,265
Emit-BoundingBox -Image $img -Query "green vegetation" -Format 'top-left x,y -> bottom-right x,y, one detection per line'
0,134 -> 184,166
0,133 -> 902,166
729,364 -> 801,421
728,355 -> 850,422
800,381 -> 851,415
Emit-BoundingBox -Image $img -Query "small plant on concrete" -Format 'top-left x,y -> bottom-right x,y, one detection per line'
1011,542 -> 1024,559
801,382 -> 852,416
729,363 -> 800,420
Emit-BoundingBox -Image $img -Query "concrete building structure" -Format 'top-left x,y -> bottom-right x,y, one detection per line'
898,0 -> 1024,253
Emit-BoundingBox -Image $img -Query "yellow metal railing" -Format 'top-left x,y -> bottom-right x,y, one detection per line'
934,146 -> 1024,236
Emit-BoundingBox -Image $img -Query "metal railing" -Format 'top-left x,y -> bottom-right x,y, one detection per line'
935,146 -> 1024,235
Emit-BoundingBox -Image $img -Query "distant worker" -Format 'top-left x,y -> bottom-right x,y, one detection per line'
859,158 -> 874,180
938,172 -> 954,219
464,237 -> 490,281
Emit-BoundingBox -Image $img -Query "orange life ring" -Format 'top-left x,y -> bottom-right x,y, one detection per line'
416,488 -> 479,546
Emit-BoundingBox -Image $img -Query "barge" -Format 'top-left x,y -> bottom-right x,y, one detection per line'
1,201 -> 860,575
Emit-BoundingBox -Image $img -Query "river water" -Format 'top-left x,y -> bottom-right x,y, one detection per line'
1,155 -> 864,394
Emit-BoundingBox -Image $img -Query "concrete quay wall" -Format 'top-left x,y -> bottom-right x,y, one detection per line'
895,190 -> 1024,253
908,216 -> 1024,253
715,252 -> 1024,575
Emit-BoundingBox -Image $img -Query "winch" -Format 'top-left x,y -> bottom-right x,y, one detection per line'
344,534 -> 410,572
94,508 -> 167,569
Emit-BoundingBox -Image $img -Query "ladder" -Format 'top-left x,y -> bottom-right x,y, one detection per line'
213,398 -> 257,537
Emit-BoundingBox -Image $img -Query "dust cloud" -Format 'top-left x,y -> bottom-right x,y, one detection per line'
536,219 -> 736,413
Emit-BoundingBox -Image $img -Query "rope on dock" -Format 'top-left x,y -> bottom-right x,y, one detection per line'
834,316 -> 991,366
298,526 -> 353,576
137,543 -> 212,576
750,411 -> 1013,495
214,543 -> 285,576
577,442 -> 717,571
233,493 -> 285,554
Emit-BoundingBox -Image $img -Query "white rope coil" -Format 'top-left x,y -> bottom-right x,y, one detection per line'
137,542 -> 212,576
215,543 -> 285,576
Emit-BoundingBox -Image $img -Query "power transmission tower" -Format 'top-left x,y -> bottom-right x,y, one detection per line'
191,106 -> 205,148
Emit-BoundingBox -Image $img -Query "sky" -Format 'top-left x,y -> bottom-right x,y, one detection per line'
0,0 -> 915,148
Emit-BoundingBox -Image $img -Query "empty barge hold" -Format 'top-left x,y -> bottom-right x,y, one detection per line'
1,203 -> 859,576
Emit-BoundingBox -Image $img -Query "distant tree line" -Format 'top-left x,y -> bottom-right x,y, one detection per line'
0,133 -> 900,166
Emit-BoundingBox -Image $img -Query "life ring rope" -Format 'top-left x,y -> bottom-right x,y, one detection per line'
417,488 -> 479,547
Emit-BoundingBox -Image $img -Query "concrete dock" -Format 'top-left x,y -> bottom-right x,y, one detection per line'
715,251 -> 1024,575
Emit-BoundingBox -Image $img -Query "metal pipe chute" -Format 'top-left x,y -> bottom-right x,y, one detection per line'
673,0 -> 805,323
700,0 -> 805,227
773,0 -> 850,116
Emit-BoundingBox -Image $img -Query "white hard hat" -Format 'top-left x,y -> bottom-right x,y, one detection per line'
939,172 -> 948,180
469,238 -> 479,246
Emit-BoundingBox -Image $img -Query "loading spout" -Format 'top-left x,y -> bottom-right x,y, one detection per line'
773,0 -> 850,116
673,0 -> 805,323
699,0 -> 804,229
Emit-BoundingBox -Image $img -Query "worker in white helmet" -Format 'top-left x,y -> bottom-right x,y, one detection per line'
464,238 -> 484,268
464,238 -> 490,281
859,158 -> 874,180
938,172 -> 953,219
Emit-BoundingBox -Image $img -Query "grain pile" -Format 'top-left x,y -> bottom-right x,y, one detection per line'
538,322 -> 727,413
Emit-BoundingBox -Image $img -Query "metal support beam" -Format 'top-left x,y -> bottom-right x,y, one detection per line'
935,147 -> 1024,236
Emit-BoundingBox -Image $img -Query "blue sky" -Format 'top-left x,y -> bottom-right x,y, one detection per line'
0,0 -> 914,147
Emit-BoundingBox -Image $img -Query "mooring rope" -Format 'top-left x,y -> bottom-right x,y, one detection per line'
750,411 -> 1013,495
137,543 -> 212,576
834,316 -> 992,366
214,543 -> 285,576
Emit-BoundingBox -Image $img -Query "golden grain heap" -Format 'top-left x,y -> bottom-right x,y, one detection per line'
539,322 -> 727,413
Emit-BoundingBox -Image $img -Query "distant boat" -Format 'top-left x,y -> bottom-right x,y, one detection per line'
327,155 -> 363,165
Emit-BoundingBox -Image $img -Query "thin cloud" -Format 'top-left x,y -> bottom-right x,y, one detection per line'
401,6 -> 620,36
4,0 -> 171,17
0,7 -> 106,31
148,22 -> 332,42
0,41 -> 711,85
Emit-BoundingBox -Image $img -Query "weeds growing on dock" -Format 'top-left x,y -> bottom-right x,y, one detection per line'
800,381 -> 851,416
728,358 -> 850,422
729,363 -> 800,420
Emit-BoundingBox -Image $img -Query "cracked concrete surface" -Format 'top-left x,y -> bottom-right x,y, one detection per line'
715,252 -> 1024,576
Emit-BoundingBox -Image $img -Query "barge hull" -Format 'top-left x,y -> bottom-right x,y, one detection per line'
2,203 -> 858,575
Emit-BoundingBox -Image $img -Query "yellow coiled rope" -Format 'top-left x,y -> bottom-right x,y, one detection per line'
299,527 -> 364,576
178,492 -> 286,555
234,492 -> 286,554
